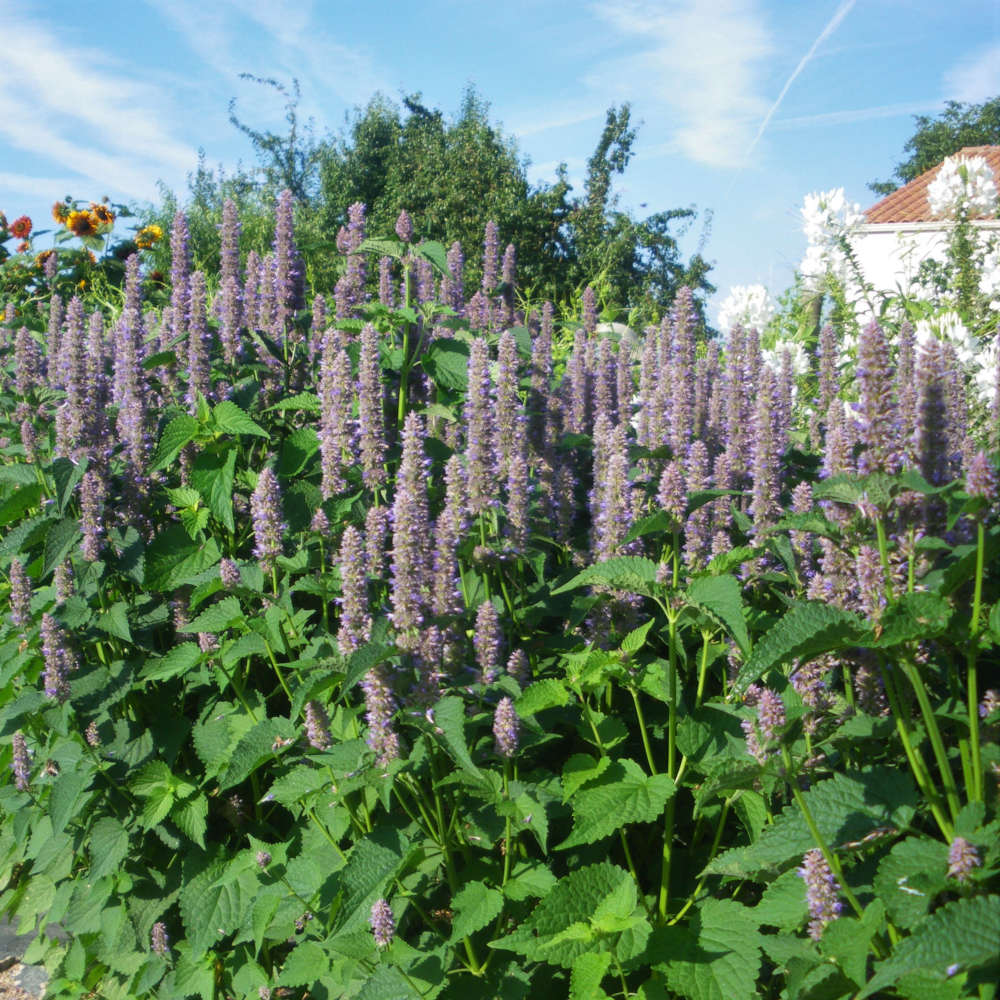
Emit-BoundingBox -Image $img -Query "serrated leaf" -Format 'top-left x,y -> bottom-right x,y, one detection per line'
503,864 -> 558,902
620,618 -> 655,655
151,414 -> 200,471
49,769 -> 91,834
515,679 -> 569,717
266,765 -> 329,806
265,391 -> 320,413
334,827 -> 410,935
873,592 -> 952,647
734,602 -> 867,696
212,400 -> 268,437
433,695 -> 482,777
144,523 -> 220,590
141,642 -> 203,682
131,760 -> 173,795
0,483 -> 44,526
552,556 -> 660,596
356,965 -> 419,1000
858,895 -> 1000,998
450,881 -> 504,941
754,868 -> 809,931
180,859 -> 251,958
561,754 -> 611,801
706,766 -> 917,877
570,951 -> 613,1000
42,516 -> 81,576
182,596 -> 243,635
88,817 -> 129,881
190,447 -> 237,533
96,600 -> 132,642
656,898 -> 762,1000
490,862 -> 629,968
685,574 -> 751,657
423,338 -> 470,392
414,239 -> 449,275
557,759 -> 675,849
50,456 -> 86,514
872,837 -> 948,929
277,425 -> 319,477
277,940 -> 328,987
141,785 -> 175,828
218,716 -> 295,790
172,794 -> 208,848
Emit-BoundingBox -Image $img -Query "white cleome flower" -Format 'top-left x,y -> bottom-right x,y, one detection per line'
914,311 -> 979,370
972,339 -> 998,408
716,284 -> 776,334
798,188 -> 865,294
927,155 -> 999,220
762,339 -> 811,378
980,244 -> 1000,310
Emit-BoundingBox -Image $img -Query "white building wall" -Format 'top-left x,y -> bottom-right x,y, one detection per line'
852,221 -> 1000,297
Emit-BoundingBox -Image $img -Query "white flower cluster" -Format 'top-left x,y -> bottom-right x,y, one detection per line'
762,339 -> 810,378
927,154 -> 998,220
913,310 -> 997,408
980,244 -> 1000,311
716,283 -> 776,334
798,188 -> 865,294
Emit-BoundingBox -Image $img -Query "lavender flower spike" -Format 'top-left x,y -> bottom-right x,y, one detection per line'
304,701 -> 332,751
474,600 -> 503,685
798,848 -> 843,940
11,731 -> 30,791
947,837 -> 981,883
41,612 -> 73,703
151,921 -> 170,957
370,898 -> 395,948
251,467 -> 286,574
8,558 -> 31,628
493,696 -> 520,758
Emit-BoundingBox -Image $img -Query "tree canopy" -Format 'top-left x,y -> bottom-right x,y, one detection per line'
154,79 -> 713,320
869,97 -> 1000,197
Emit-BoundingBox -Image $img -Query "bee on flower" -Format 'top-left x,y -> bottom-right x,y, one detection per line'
10,215 -> 31,240
135,224 -> 163,249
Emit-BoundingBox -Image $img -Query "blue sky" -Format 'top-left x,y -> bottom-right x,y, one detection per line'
1,0 -> 998,320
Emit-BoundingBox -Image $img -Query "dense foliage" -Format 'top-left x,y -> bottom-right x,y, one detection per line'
145,81 -> 713,321
0,187 -> 998,1000
869,96 -> 1000,197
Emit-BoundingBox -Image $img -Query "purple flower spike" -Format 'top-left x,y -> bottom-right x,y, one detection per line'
362,665 -> 399,766
151,921 -> 170,957
79,469 -> 106,562
474,601 -> 503,685
582,285 -> 598,335
947,837 -> 981,883
965,449 -> 997,506
8,558 -> 32,628
798,848 -> 843,940
395,210 -> 413,243
250,467 -> 286,574
658,460 -> 686,528
370,898 -> 395,948
493,696 -> 520,758
11,731 -> 30,791
304,701 -> 331,751
358,323 -> 387,491
41,612 -> 73,703
337,525 -> 371,655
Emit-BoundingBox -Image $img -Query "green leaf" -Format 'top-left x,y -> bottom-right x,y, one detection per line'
172,794 -> 208,848
49,769 -> 92,834
623,510 -> 674,546
753,868 -> 808,931
211,400 -> 268,438
144,523 -> 220,590
414,239 -> 449,275
277,425 -> 319,477
706,766 -> 917,877
450,881 -> 504,941
42,517 -> 81,577
433,695 -> 482,777
141,785 -> 175,828
50,457 -> 86,514
561,754 -> 611,801
872,837 -> 948,929
685,575 -> 751,657
277,940 -> 328,988
557,759 -> 675,849
141,643 -> 203,682
656,898 -> 762,1000
151,414 -> 200,471
333,827 -> 410,934
266,765 -> 329,807
515,679 -> 569,717
858,895 -> 1000,998
873,592 -> 952,647
734,602 -> 867,696
179,859 -> 251,958
358,236 -> 403,259
88,817 -> 129,881
423,338 -> 470,392
96,601 -> 132,642
0,483 -> 44,527
570,951 -> 613,1000
190,448 -> 237,533
552,556 -> 660,596
503,863 -> 558,902
183,596 -> 244,635
218,716 -> 295,791
265,391 -> 320,413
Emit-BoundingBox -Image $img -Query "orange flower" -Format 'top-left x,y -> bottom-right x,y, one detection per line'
134,224 -> 163,249
90,203 -> 114,226
52,202 -> 69,224
16,241 -> 29,253
67,210 -> 98,238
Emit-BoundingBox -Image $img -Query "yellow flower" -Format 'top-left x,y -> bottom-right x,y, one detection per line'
90,202 -> 114,226
67,210 -> 99,238
135,224 -> 163,249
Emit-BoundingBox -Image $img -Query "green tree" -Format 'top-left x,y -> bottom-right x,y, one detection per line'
869,97 -> 1000,196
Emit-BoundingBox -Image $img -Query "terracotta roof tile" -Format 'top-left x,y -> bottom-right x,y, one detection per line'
864,146 -> 1000,224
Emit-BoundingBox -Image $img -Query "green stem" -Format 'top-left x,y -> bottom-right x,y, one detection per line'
695,629 -> 712,708
967,520 -> 985,803
630,688 -> 658,775
874,516 -> 895,602
669,798 -> 732,926
882,663 -> 953,839
658,612 -> 679,920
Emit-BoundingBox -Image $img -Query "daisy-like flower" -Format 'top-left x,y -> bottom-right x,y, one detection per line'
10,216 -> 31,239
67,210 -> 98,238
52,201 -> 69,224
135,224 -> 163,249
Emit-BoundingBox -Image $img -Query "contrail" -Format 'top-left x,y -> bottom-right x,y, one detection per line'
743,0 -> 857,162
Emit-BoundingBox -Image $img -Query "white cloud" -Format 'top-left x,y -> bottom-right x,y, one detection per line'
943,43 -> 1000,103
586,0 -> 773,168
0,8 -> 198,201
